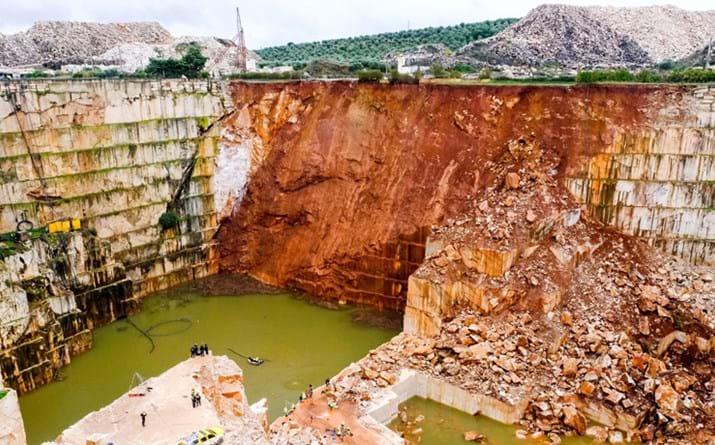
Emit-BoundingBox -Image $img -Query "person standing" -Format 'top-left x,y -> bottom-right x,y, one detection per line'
140,411 -> 147,427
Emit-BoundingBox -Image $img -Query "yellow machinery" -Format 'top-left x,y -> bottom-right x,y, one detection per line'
48,219 -> 81,234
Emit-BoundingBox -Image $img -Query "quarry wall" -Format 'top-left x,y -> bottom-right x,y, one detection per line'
0,79 -> 713,395
217,82 -> 714,312
0,79 -> 228,393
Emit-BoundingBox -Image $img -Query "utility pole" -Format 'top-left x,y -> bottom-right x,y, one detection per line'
236,6 -> 248,72
706,36 -> 712,70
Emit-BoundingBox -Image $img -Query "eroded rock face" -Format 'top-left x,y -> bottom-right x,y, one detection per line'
217,82 -> 713,309
216,81 -> 713,444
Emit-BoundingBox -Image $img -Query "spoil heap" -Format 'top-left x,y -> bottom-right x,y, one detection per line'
458,4 -> 715,67
0,21 -> 172,67
274,133 -> 714,444
386,136 -> 713,443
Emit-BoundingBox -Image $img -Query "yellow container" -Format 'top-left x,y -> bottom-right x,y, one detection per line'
48,222 -> 59,233
71,219 -> 81,230
61,221 -> 70,232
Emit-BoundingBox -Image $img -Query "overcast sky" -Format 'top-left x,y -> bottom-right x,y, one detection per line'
0,1 -> 711,49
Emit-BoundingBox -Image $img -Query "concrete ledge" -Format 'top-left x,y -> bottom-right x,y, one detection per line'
362,368 -> 529,443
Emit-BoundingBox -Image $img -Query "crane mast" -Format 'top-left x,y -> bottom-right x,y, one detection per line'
236,7 -> 248,72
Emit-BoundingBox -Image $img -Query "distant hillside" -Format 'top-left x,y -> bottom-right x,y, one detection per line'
255,19 -> 517,66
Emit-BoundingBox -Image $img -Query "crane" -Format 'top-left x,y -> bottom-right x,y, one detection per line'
236,6 -> 248,72
206,6 -> 248,74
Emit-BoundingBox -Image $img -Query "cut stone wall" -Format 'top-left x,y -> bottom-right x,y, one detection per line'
565,85 -> 714,265
361,368 -> 529,444
0,79 -> 228,393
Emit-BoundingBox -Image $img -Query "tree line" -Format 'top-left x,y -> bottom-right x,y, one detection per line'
255,19 -> 518,67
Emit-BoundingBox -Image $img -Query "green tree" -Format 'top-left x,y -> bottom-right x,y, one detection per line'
145,43 -> 208,78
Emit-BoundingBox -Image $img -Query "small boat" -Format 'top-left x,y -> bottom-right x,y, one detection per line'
247,357 -> 264,366
228,348 -> 267,366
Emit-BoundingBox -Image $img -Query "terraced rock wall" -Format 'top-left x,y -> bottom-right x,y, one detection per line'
565,85 -> 714,264
0,79 -> 227,393
217,82 -> 713,312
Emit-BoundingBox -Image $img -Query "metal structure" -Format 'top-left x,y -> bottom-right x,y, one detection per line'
206,6 -> 248,74
236,7 -> 248,72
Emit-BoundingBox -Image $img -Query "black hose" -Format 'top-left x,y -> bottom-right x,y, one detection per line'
144,318 -> 193,337
126,318 -> 156,353
228,348 -> 271,362
228,348 -> 249,359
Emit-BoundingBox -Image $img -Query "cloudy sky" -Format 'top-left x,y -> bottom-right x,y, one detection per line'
0,0 -> 711,48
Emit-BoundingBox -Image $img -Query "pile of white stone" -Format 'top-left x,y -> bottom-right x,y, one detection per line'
0,21 -> 172,67
457,4 -> 715,68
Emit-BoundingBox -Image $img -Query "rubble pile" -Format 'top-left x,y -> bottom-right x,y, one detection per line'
457,4 -> 715,67
0,21 -> 172,67
286,133 -> 714,444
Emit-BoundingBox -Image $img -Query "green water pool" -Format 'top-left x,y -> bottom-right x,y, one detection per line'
389,397 -> 595,445
19,290 -> 398,444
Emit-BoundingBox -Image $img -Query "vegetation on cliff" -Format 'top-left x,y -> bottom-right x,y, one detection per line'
255,19 -> 516,66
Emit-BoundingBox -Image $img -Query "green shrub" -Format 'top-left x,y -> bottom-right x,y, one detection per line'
657,59 -> 678,71
634,70 -> 662,83
228,71 -> 304,80
453,63 -> 476,73
668,68 -> 715,83
478,67 -> 492,80
429,63 -> 448,78
158,211 -> 180,230
389,69 -> 419,84
23,70 -> 51,78
357,69 -> 383,82
145,43 -> 208,78
577,68 -> 714,84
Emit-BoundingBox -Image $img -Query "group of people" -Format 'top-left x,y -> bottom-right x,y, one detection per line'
190,343 -> 209,357
190,388 -> 202,408
326,423 -> 353,441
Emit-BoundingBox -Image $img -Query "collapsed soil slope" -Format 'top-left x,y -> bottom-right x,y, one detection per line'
219,82 -> 714,444
216,81 -> 711,309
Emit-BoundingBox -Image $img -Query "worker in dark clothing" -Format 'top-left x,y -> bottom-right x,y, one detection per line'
196,393 -> 202,407
191,344 -> 198,357
140,411 -> 147,427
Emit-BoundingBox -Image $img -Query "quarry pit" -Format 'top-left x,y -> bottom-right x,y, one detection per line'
0,79 -> 713,444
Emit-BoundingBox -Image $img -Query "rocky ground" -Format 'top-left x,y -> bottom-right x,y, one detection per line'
268,131 -> 714,444
53,355 -> 270,445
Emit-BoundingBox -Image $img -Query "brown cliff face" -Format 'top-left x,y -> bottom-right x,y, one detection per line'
217,82 -> 679,309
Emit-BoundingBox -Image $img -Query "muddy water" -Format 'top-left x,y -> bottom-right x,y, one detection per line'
389,397 -> 596,445
19,291 -> 398,444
